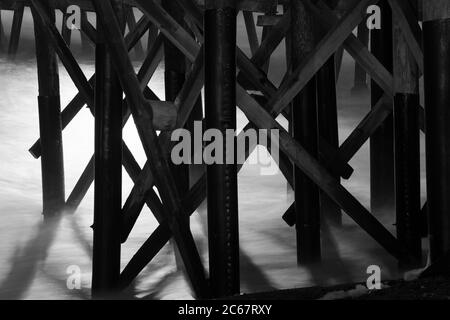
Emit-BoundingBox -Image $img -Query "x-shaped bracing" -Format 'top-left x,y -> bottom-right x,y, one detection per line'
29,0 -> 427,298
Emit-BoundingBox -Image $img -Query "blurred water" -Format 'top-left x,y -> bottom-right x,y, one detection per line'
0,9 -> 428,300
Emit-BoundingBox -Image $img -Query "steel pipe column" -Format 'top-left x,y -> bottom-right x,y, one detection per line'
205,0 -> 239,298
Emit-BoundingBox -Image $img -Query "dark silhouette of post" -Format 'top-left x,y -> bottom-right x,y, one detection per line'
0,10 -> 6,53
290,0 -> 321,264
8,3 -> 24,59
370,0 -> 395,216
32,2 -> 65,220
92,0 -> 124,297
423,0 -> 450,263
318,0 -> 341,226
351,22 -> 369,95
205,0 -> 239,298
392,11 -> 422,269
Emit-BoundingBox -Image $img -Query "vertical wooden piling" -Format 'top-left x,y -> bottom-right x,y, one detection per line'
370,0 -> 395,216
290,0 -> 321,264
205,0 -> 239,298
32,2 -> 65,220
318,58 -> 341,226
317,0 -> 341,226
392,12 -> 422,268
92,0 -> 124,296
351,22 -> 369,95
8,3 -> 24,59
423,0 -> 450,262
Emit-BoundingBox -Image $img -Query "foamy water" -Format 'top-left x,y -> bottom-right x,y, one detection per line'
0,9 -> 428,300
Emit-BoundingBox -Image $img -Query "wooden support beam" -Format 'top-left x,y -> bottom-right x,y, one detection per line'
259,4 -> 278,74
125,6 -> 145,59
184,0 -> 353,182
290,0 -> 321,264
8,2 -> 24,59
93,0 -> 209,298
139,0 -> 406,263
30,0 -> 95,109
80,15 -> 98,44
268,0 -> 380,116
163,0 -> 189,196
119,174 -> 207,290
318,56 -> 342,226
120,48 -> 204,243
79,9 -> 93,55
370,0 -> 395,216
351,22 -> 369,95
393,7 -> 422,269
32,2 -> 65,220
61,10 -> 72,46
387,0 -> 424,72
91,6 -> 124,295
423,0 -> 450,263
29,16 -> 153,159
257,14 -> 283,27
65,45 -> 164,213
311,0 -> 394,96
243,11 -> 259,56
235,87 -> 406,261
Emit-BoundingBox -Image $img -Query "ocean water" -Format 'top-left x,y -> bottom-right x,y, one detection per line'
0,8 -> 428,300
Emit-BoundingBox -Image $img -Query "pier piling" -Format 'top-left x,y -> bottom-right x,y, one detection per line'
290,0 -> 321,264
423,0 -> 450,263
392,6 -> 422,268
205,0 -> 239,298
91,0 -> 124,296
32,1 -> 65,220
370,0 -> 395,216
